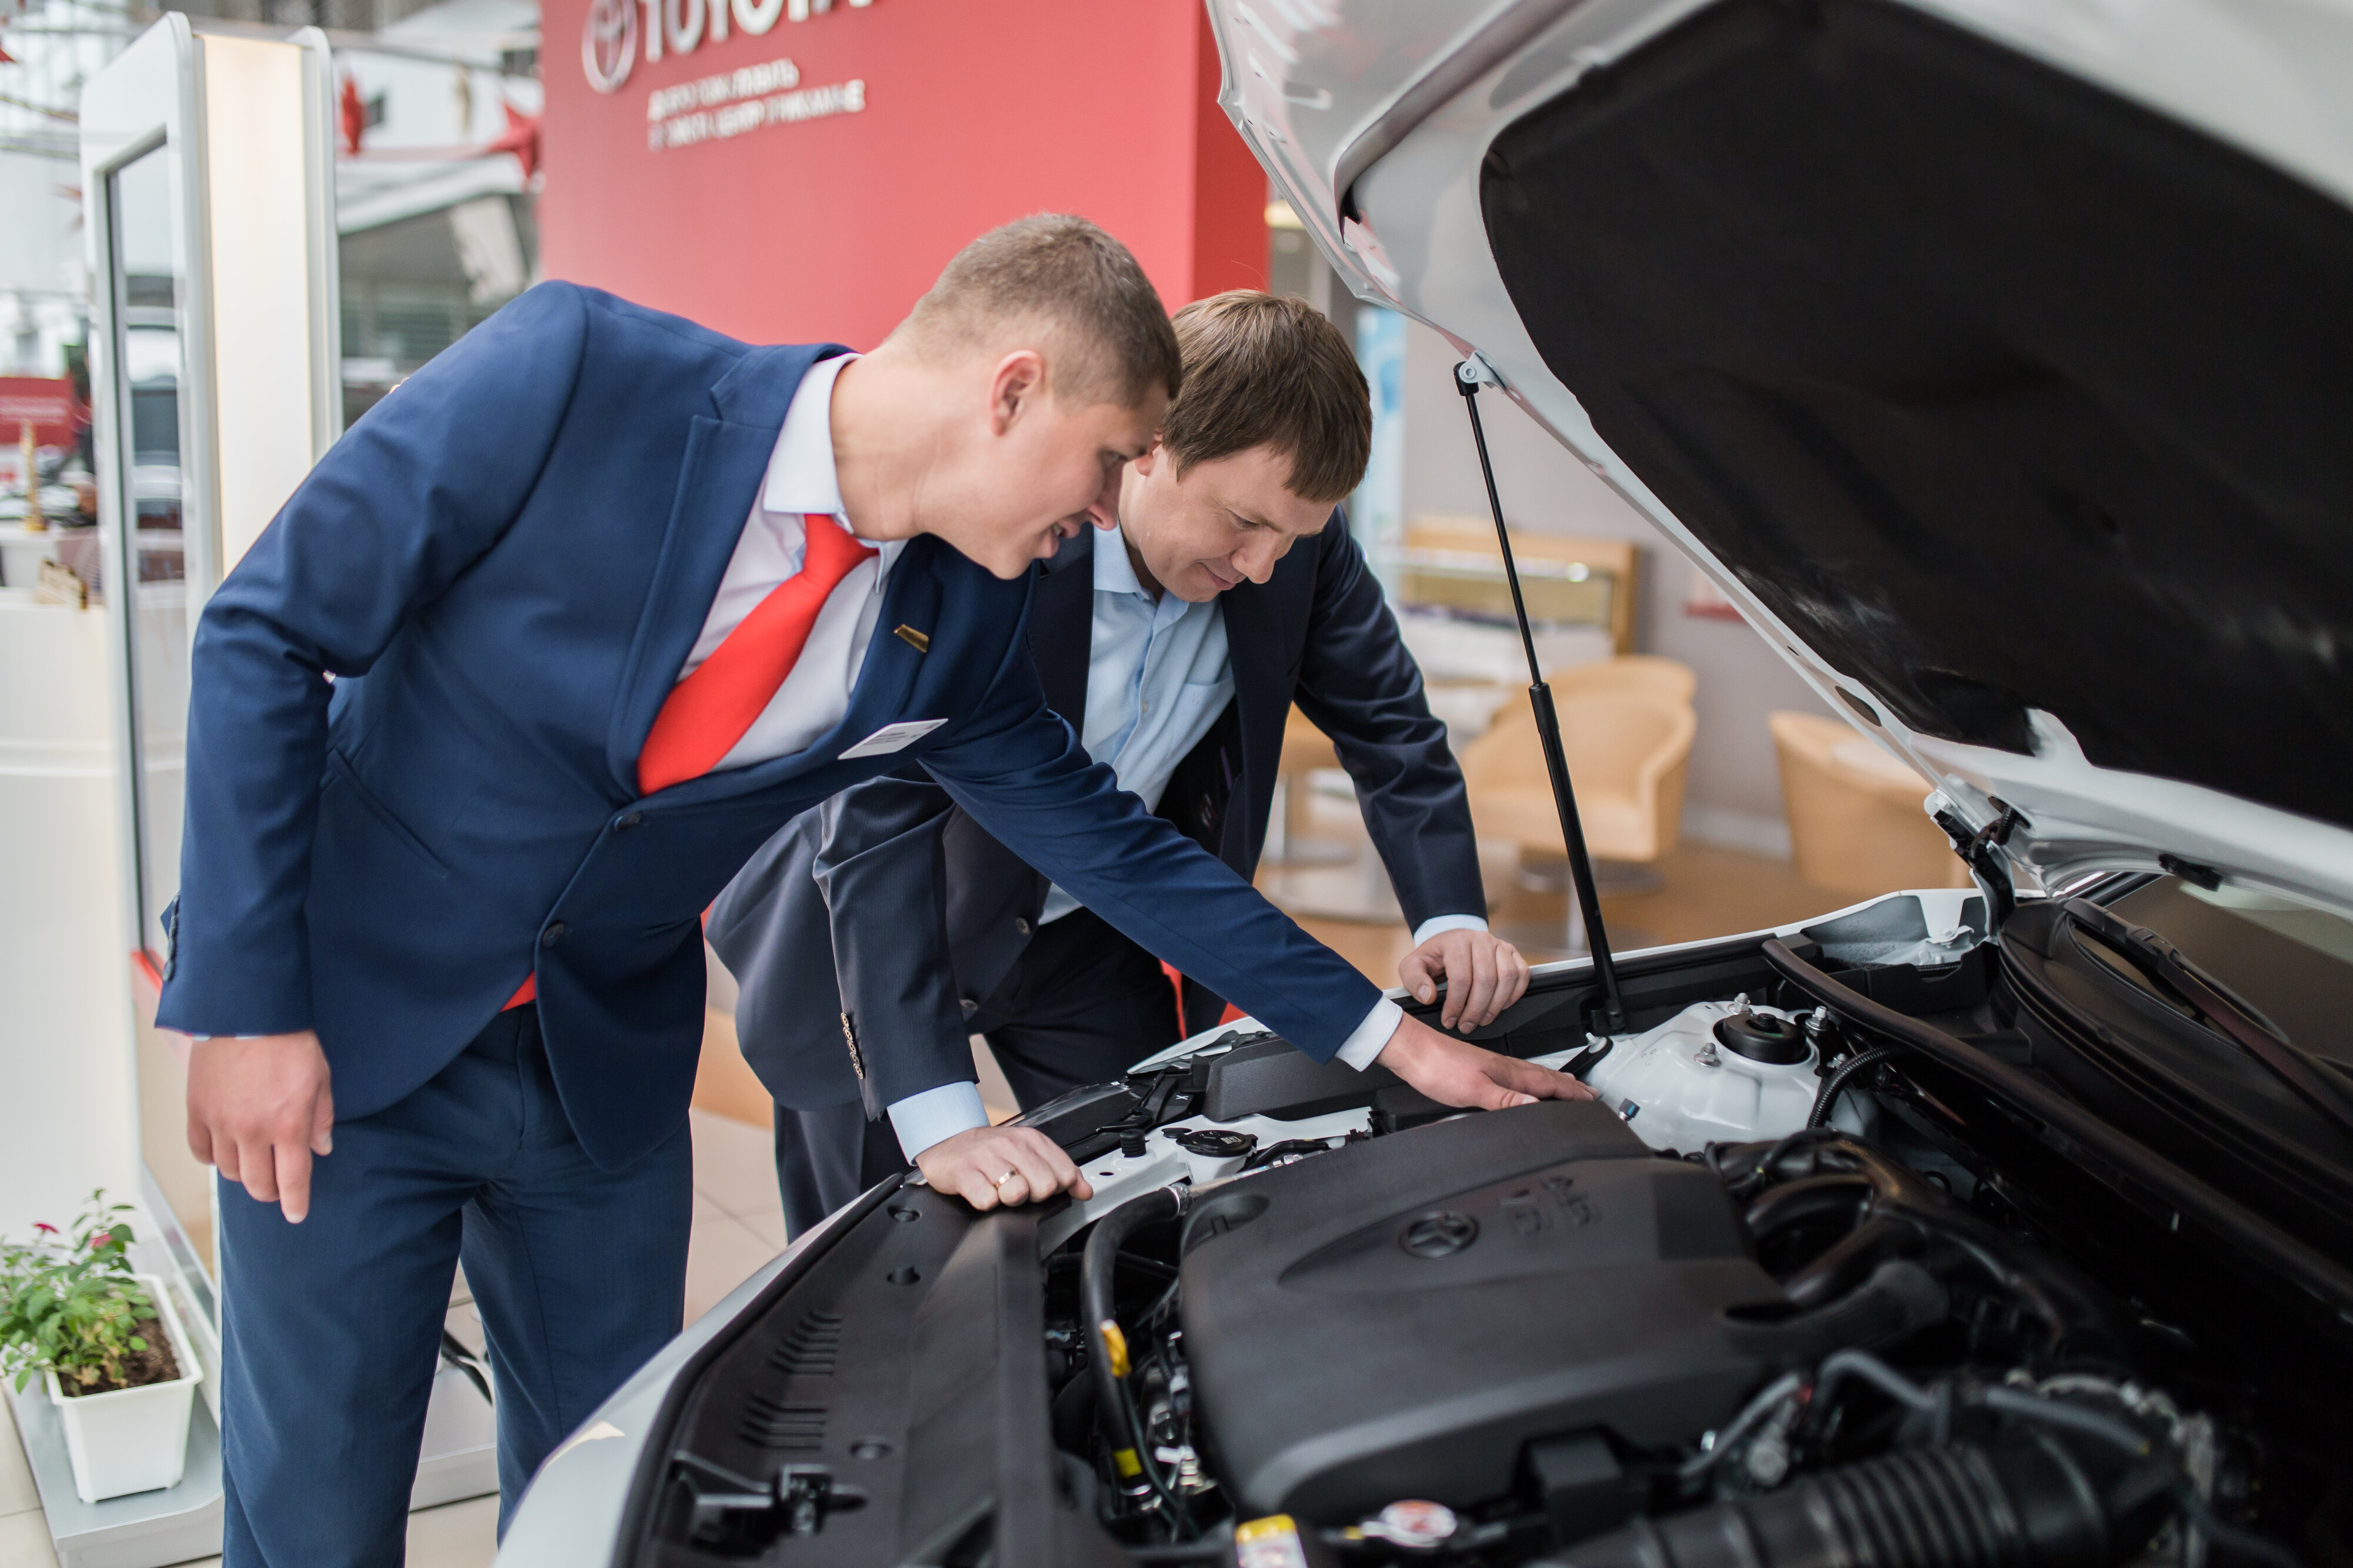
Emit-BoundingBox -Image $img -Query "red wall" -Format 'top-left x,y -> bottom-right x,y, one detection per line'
538,0 -> 1269,351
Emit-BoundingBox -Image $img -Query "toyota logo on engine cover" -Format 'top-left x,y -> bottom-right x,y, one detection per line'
582,0 -> 638,94
1399,1212 -> 1478,1258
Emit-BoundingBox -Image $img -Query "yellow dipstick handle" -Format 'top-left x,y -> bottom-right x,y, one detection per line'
1098,1318 -> 1131,1378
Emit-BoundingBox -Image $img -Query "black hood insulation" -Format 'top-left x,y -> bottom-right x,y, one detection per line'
1481,0 -> 2353,830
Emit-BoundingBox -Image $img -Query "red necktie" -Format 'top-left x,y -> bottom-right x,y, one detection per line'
637,513 -> 878,794
503,513 -> 876,1012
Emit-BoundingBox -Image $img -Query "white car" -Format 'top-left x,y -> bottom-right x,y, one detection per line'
500,2 -> 2353,1563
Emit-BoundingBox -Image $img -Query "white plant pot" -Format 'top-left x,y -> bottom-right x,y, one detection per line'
42,1273 -> 202,1504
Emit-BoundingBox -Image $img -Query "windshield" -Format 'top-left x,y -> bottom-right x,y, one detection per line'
2105,877 -> 2353,1070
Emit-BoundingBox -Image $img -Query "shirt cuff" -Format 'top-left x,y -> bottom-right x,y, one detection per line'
1335,997 -> 1405,1072
886,1081 -> 991,1162
1409,913 -> 1491,946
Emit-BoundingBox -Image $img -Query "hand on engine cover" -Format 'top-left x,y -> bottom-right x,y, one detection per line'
1399,929 -> 1530,1033
1375,1013 -> 1595,1110
916,1123 -> 1096,1211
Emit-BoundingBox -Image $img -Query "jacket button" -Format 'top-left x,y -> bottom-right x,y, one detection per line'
541,922 -> 567,948
1014,918 -> 1031,936
615,811 -> 645,831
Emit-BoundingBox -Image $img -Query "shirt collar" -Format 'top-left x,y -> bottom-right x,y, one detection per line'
760,352 -> 856,522
1092,521 -> 1152,600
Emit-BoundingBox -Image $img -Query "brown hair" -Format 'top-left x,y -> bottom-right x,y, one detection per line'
1161,291 -> 1370,505
898,214 -> 1182,411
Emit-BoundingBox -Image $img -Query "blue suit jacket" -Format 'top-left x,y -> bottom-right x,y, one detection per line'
708,519 -> 1482,1114
155,282 -> 1381,1169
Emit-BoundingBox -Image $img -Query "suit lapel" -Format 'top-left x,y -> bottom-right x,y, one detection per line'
605,343 -> 844,797
1222,569 -> 1291,798
801,545 -> 943,773
1030,528 -> 1096,722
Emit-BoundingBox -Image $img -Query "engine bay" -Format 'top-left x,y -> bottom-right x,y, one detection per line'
626,891 -> 2347,1568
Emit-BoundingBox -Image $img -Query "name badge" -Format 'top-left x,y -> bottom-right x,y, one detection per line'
839,719 -> 948,759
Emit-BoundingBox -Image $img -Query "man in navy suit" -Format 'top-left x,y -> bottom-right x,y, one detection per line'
711,292 -> 1545,1233
160,216 -> 1580,1566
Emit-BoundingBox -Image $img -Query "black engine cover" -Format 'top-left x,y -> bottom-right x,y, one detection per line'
1179,1102 -> 1785,1521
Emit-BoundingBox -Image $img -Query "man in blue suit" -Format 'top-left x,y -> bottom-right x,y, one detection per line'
160,216 -> 1579,1566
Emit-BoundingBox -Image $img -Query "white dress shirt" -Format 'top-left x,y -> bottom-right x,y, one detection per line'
689,352 -> 956,1156
685,352 -> 907,770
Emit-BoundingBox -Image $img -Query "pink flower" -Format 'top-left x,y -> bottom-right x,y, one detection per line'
31,1223 -> 56,1237
89,1232 -> 112,1250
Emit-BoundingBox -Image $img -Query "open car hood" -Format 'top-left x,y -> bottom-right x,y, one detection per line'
1211,0 -> 2353,919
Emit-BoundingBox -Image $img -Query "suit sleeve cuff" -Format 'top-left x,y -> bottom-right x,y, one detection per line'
1409,913 -> 1490,946
1335,997 -> 1405,1072
886,1081 -> 990,1162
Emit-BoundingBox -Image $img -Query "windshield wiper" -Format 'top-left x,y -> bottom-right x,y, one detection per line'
2063,898 -> 2353,1139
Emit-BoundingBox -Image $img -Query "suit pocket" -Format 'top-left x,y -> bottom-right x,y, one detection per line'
324,749 -> 452,880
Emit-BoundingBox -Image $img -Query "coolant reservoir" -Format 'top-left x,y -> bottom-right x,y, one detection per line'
1579,998 -> 1818,1153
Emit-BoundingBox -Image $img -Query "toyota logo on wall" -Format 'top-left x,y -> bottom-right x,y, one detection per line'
582,0 -> 638,94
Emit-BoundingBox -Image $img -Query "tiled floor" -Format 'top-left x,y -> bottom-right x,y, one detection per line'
682,1107 -> 793,1321
1,1392 -> 48,1567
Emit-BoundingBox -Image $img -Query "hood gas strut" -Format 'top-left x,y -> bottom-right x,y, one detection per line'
1455,357 -> 1627,1034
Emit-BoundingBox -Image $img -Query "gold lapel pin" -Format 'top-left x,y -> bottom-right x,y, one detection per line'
894,624 -> 931,653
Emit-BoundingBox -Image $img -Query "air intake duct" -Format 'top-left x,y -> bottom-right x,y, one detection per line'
1539,1428 -> 2176,1568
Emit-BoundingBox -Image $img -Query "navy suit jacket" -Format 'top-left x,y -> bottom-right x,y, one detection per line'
155,282 -> 1381,1169
707,516 -> 1482,1116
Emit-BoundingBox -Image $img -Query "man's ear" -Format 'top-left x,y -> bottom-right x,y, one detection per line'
987,349 -> 1048,436
1131,437 -> 1169,478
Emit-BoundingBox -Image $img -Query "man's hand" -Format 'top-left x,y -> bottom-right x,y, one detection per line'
1399,929 -> 1530,1033
186,1032 -> 336,1224
1376,1013 -> 1595,1110
915,1123 -> 1096,1211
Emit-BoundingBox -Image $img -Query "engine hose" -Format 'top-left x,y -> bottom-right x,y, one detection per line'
1761,937 -> 2353,1316
1082,1187 -> 1188,1528
1729,1259 -> 1948,1359
1539,1427 -> 2176,1568
1742,1172 -> 1875,1237
1809,1045 -> 1904,1127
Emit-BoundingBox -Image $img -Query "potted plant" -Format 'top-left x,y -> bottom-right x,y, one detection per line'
0,1192 -> 202,1503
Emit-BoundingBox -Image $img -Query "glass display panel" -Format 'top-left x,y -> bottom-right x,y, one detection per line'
111,144 -> 189,965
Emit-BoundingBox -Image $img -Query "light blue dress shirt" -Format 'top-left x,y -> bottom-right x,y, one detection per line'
1035,525 -> 1237,925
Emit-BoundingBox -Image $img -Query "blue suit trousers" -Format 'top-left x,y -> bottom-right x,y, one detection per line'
216,1007 -> 692,1567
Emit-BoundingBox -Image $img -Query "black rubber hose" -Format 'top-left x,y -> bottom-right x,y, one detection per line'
1778,1216 -> 1915,1309
1537,1427 -> 2173,1568
1808,1045 -> 1903,1127
1082,1188 -> 1187,1527
1742,1172 -> 1875,1237
1728,1259 -> 1947,1359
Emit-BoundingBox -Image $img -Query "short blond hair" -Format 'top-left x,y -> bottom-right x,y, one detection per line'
898,215 -> 1182,410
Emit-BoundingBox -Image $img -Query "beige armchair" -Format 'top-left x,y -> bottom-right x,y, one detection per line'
1769,712 -> 1973,898
1461,658 -> 1696,952
1546,653 -> 1697,707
